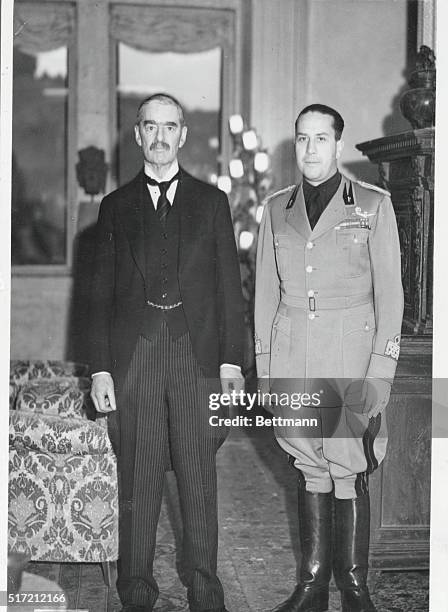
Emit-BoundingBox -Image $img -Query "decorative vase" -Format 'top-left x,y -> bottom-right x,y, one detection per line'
400,45 -> 436,130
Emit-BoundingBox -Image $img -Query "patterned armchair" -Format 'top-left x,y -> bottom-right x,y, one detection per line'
8,360 -> 119,585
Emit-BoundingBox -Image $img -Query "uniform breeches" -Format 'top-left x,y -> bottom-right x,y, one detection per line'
268,301 -> 388,499
115,323 -> 225,611
274,405 -> 388,499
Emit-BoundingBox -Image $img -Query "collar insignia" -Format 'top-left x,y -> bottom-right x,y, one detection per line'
343,182 -> 354,206
286,184 -> 300,210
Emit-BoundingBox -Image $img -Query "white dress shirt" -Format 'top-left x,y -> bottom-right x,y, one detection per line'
145,161 -> 179,208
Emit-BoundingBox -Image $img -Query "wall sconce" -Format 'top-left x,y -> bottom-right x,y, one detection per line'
76,146 -> 108,197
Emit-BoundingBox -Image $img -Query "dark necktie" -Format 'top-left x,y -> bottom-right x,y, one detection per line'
146,171 -> 180,226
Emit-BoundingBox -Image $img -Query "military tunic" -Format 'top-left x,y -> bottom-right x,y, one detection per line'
254,175 -> 404,498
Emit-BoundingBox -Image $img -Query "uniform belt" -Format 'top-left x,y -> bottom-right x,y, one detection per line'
146,300 -> 183,310
281,293 -> 372,310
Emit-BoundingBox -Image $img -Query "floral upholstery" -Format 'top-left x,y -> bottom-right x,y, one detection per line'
8,361 -> 119,564
10,410 -> 112,456
10,359 -> 90,382
15,378 -> 91,419
9,360 -> 90,409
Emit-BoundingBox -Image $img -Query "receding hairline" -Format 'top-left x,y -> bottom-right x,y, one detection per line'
136,94 -> 185,125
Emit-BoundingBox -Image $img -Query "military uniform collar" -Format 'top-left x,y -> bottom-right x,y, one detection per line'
302,171 -> 342,207
285,174 -> 354,240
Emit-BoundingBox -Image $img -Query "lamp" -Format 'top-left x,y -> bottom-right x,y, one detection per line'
254,151 -> 269,173
229,159 -> 245,179
217,175 -> 232,194
226,115 -> 274,378
242,129 -> 258,151
239,231 -> 255,250
229,114 -> 244,135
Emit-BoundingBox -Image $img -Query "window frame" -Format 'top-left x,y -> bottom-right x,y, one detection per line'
108,0 -> 245,192
11,5 -> 77,276
11,0 -> 248,274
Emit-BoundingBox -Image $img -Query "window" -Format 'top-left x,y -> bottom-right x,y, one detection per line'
12,2 -> 75,268
110,3 -> 235,186
117,44 -> 222,184
12,46 -> 69,265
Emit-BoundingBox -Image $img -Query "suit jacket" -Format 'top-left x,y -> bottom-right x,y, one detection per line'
254,174 -> 404,386
89,167 -> 244,390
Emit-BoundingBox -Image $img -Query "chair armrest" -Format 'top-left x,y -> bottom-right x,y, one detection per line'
14,377 -> 93,419
10,360 -> 89,385
9,409 -> 114,456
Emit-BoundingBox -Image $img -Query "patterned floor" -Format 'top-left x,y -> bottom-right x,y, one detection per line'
21,428 -> 429,612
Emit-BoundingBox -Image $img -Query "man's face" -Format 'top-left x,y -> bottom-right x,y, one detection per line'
134,100 -> 187,168
295,111 -> 343,185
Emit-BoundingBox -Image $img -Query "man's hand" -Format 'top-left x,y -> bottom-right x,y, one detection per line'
90,372 -> 117,413
362,378 -> 391,418
220,365 -> 245,397
344,378 -> 392,418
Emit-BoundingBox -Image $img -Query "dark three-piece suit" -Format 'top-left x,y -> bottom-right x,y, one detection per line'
89,168 -> 244,611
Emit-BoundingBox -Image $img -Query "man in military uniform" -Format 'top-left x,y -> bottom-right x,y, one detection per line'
254,104 -> 403,612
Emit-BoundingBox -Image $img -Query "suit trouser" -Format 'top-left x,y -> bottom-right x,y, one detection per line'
116,323 -> 225,611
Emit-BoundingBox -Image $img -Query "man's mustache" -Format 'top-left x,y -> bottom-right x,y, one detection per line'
150,142 -> 170,151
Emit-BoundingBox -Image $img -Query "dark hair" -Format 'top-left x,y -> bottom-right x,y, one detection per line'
295,104 -> 344,140
136,93 -> 185,125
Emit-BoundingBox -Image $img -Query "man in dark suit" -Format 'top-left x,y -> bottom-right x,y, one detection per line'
89,93 -> 244,612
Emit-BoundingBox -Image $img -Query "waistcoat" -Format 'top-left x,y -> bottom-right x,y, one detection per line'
141,188 -> 188,339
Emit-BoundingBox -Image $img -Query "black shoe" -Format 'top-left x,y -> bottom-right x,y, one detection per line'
333,493 -> 376,612
271,490 -> 332,612
340,588 -> 376,612
271,584 -> 328,612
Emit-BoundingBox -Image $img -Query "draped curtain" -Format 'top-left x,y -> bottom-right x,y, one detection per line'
14,2 -> 75,53
110,4 -> 233,53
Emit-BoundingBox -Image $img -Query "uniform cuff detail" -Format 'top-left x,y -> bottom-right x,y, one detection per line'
366,352 -> 398,380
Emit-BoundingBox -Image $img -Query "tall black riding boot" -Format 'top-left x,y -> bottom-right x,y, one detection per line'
271,490 -> 332,612
333,493 -> 376,612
